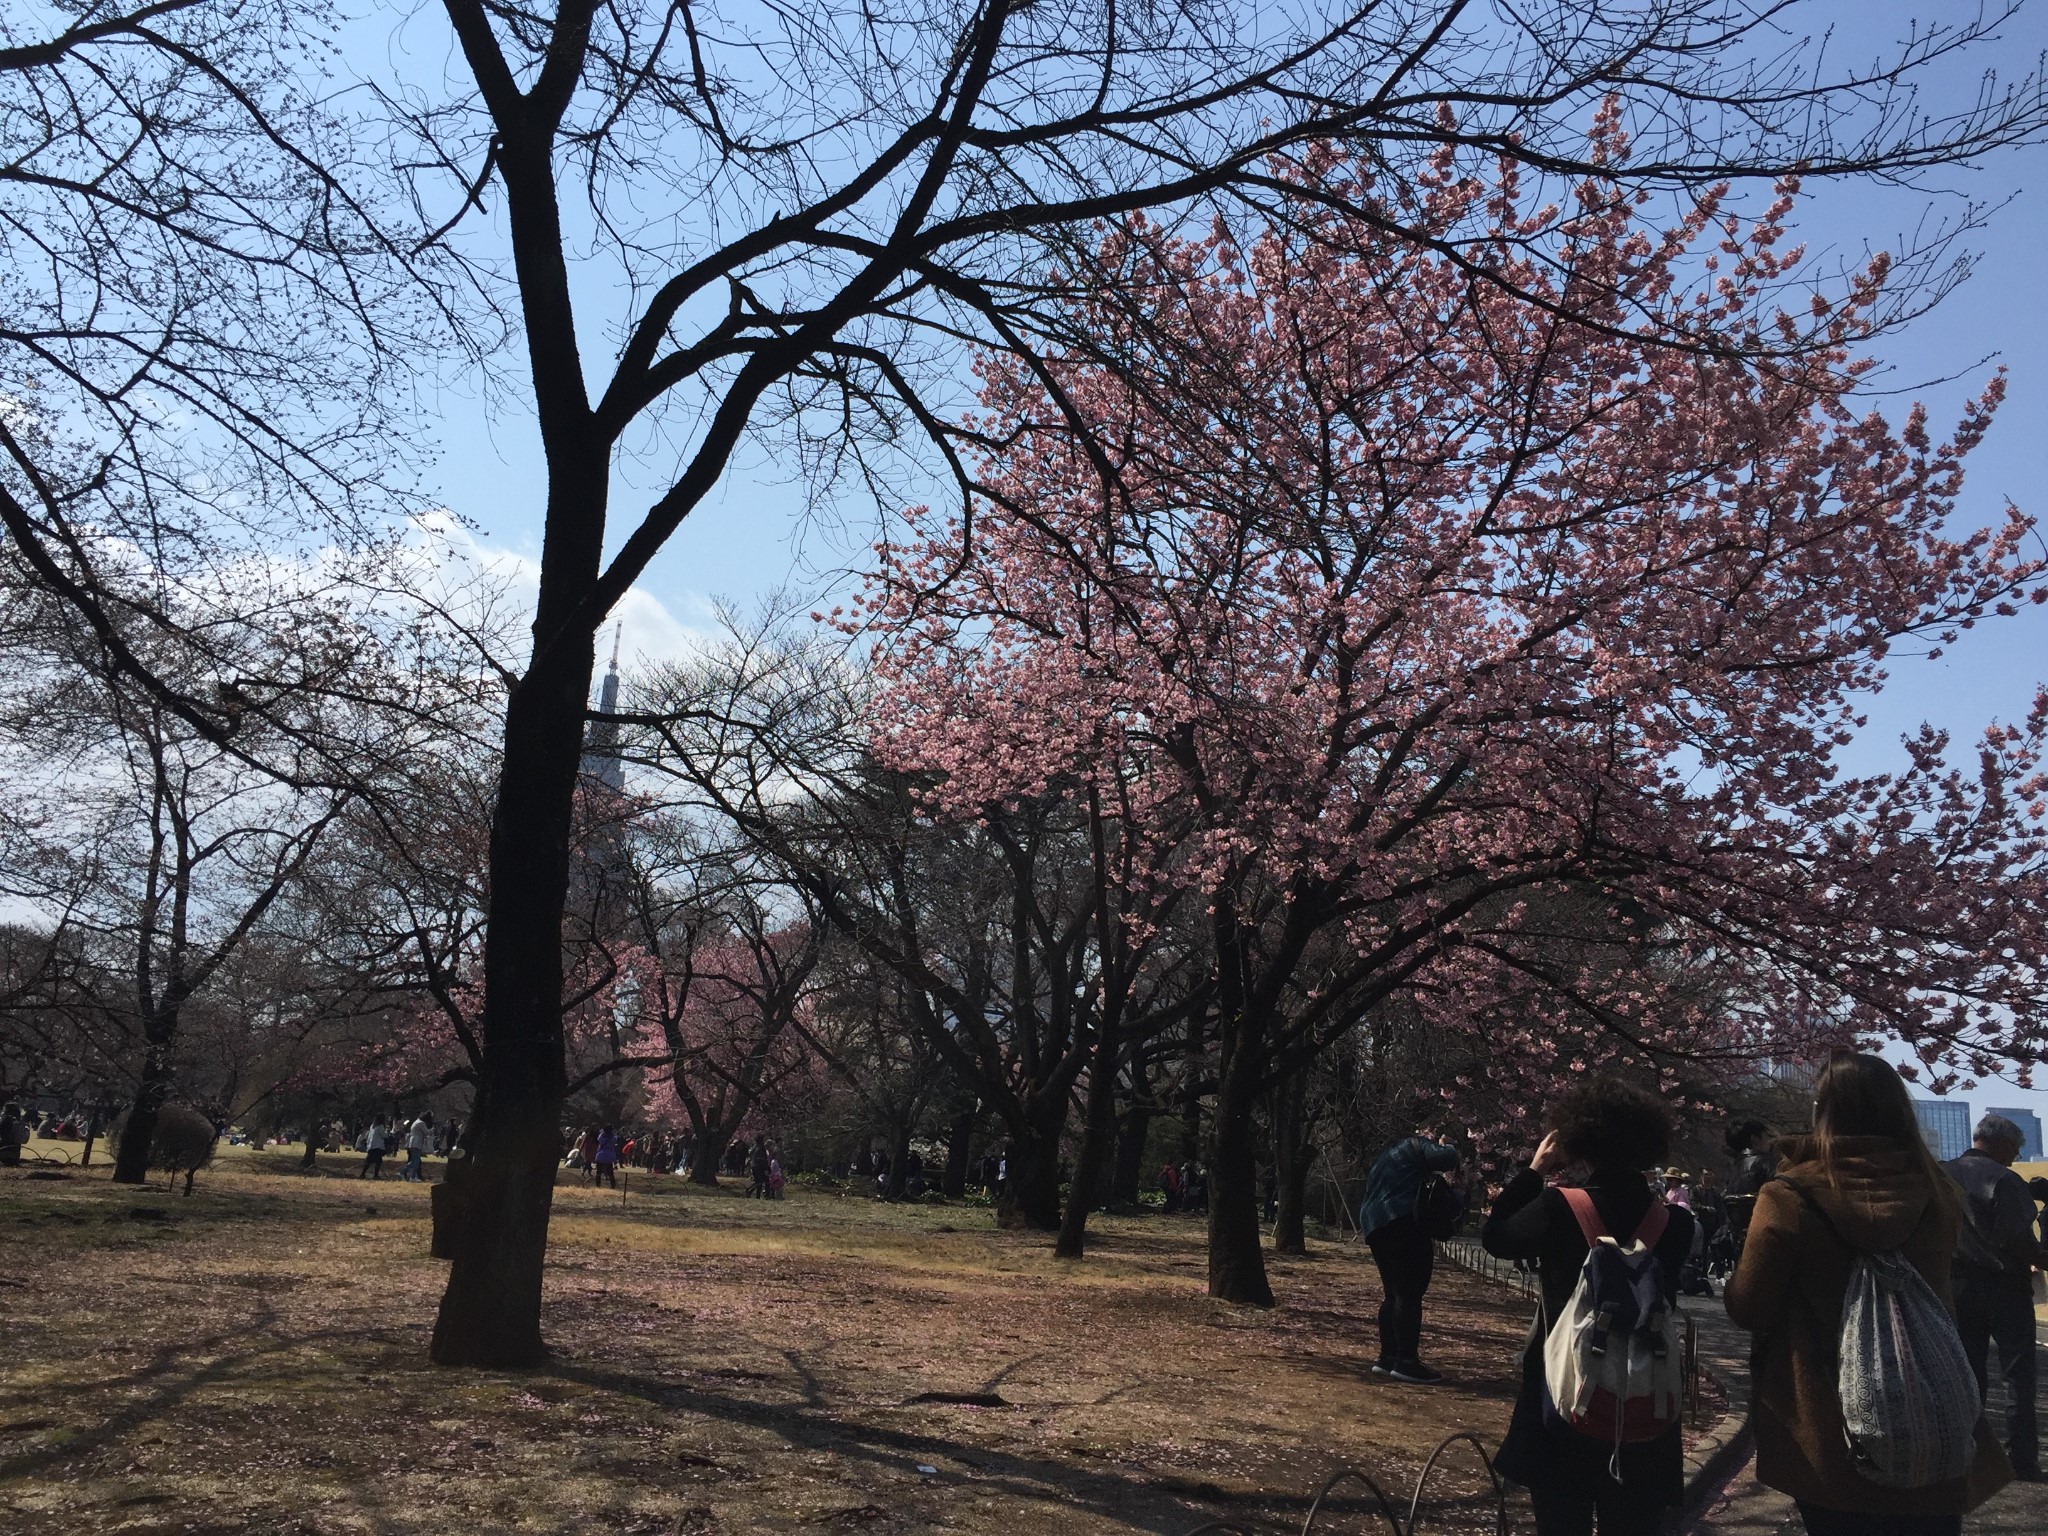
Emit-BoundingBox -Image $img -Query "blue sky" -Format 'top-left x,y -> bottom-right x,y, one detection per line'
359,1 -> 2048,1113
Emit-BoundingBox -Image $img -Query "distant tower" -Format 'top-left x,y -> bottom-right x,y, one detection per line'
582,624 -> 626,793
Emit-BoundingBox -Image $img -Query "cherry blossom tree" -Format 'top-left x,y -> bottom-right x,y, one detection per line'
634,916 -> 826,1185
861,130 -> 2048,1303
637,627 -> 1210,1240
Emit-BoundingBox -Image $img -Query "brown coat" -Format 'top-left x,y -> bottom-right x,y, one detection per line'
1723,1135 -> 2011,1514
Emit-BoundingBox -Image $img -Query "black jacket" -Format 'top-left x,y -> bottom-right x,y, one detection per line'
1945,1148 -> 2045,1284
1480,1167 -> 1696,1501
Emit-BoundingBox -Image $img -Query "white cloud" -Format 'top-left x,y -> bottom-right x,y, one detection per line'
406,511 -> 708,677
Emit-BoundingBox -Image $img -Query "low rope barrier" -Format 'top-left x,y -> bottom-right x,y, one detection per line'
1179,1430 -> 1507,1536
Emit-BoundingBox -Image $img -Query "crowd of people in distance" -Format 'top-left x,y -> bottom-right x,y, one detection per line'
1356,1054 -> 2046,1536
351,1112 -> 446,1181
551,1124 -> 787,1196
1157,1159 -> 1211,1214
561,1124 -> 690,1184
0,1100 -> 474,1181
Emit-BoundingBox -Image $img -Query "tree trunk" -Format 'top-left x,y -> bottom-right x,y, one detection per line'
113,1018 -> 177,1186
689,1122 -> 733,1186
430,616 -> 596,1367
299,1135 -> 320,1171
1273,1156 -> 1311,1254
429,1104 -> 562,1365
1206,1040 -> 1273,1305
996,1113 -> 1065,1231
1056,1028 -> 1121,1258
1111,1098 -> 1150,1206
1179,1014 -> 1205,1161
941,1101 -> 975,1198
80,1102 -> 105,1169
882,1121 -> 912,1199
1272,1070 -> 1310,1256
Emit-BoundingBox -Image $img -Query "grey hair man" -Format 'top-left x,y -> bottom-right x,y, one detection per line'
1946,1113 -> 2045,1480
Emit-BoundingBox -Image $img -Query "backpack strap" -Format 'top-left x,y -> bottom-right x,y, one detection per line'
1631,1197 -> 1671,1251
1561,1185 -> 1671,1249
1558,1186 -> 1609,1245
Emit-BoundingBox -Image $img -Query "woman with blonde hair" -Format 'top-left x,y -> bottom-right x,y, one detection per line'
1725,1052 -> 2010,1534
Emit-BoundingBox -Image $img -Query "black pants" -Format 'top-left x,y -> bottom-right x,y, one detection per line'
1365,1215 -> 1434,1367
1794,1503 -> 1960,1536
1527,1483 -> 1666,1536
1956,1273 -> 2040,1473
358,1149 -> 383,1179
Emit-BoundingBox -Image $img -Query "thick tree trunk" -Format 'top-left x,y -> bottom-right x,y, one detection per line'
1056,1027 -> 1121,1258
1111,1099 -> 1149,1207
299,1135 -> 320,1171
1273,1159 -> 1310,1254
941,1102 -> 975,1198
429,1104 -> 562,1364
688,1116 -> 733,1186
1206,1028 -> 1273,1305
882,1121 -> 912,1199
113,1020 -> 177,1186
430,618 -> 596,1367
997,1112 -> 1066,1231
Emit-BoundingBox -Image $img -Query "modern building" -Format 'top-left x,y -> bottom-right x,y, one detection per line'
1912,1098 -> 1973,1161
1983,1106 -> 2045,1161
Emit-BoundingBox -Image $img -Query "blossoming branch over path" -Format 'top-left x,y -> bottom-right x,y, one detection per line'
0,1149 -> 1561,1533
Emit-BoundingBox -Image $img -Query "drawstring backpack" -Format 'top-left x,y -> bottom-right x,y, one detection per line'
1782,1182 -> 1979,1489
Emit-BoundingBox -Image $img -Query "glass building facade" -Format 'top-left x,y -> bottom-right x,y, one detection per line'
1912,1098 -> 1973,1162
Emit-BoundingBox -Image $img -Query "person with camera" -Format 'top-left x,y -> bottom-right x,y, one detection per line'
1481,1078 -> 1694,1536
1357,1130 -> 1461,1385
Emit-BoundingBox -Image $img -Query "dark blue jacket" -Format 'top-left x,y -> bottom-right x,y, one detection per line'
1944,1147 -> 2044,1282
1358,1136 -> 1459,1238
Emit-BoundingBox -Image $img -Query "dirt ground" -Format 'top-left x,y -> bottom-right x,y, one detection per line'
0,1143 -> 1712,1535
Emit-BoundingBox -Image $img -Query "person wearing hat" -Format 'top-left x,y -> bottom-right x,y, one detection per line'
1661,1167 -> 1693,1209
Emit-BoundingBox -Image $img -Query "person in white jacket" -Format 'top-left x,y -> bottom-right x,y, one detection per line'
359,1117 -> 390,1180
402,1114 -> 433,1182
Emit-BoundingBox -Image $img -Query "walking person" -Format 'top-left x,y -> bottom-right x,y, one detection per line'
1946,1112 -> 2045,1481
402,1112 -> 433,1182
594,1125 -> 619,1187
1481,1078 -> 1694,1535
1356,1129 -> 1460,1384
358,1116 -> 390,1180
1725,1053 -> 2010,1534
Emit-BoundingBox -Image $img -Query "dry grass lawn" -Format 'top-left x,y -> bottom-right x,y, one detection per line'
0,1142 -> 1688,1535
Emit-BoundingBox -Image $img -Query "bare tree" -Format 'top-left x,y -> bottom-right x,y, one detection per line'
0,553 -> 465,1178
0,0 -> 456,759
